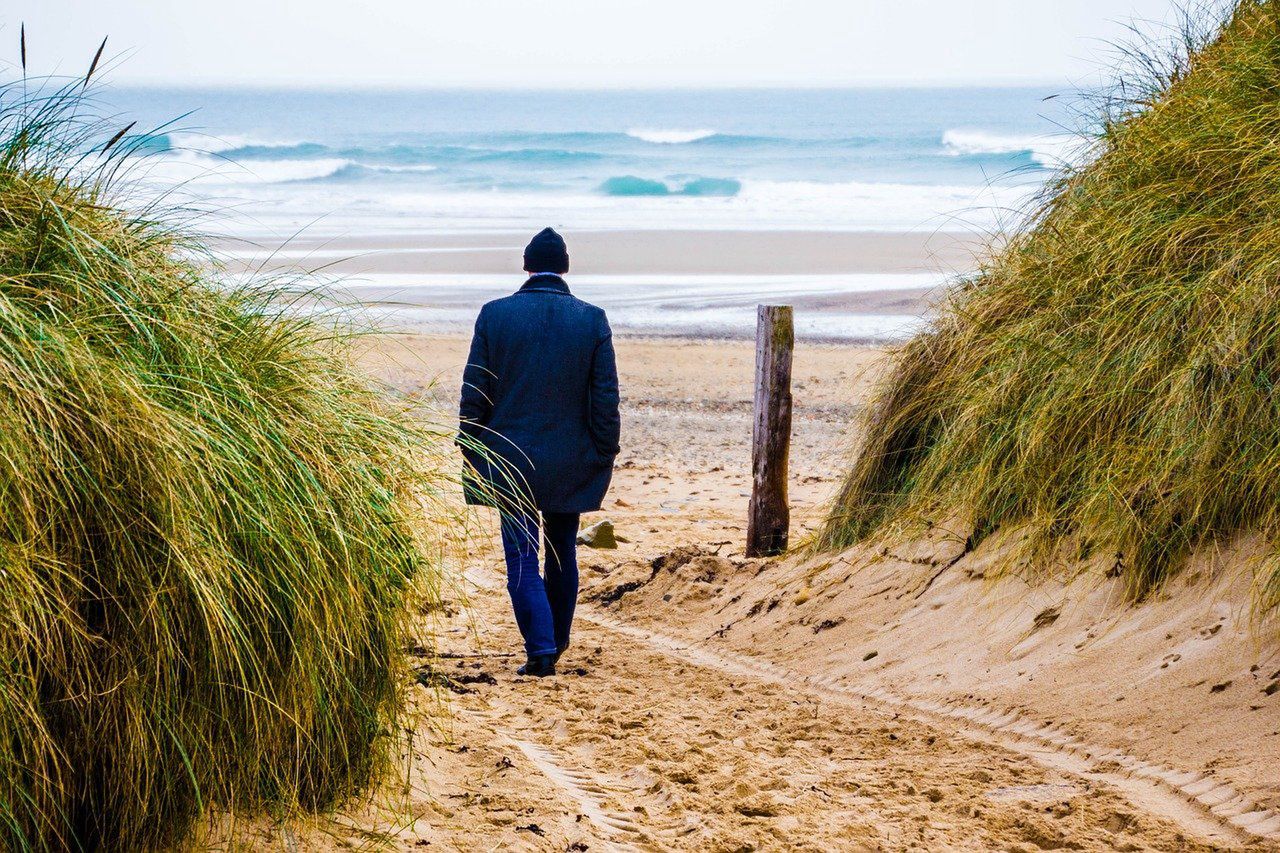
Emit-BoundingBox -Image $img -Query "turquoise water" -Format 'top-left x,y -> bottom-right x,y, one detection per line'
104,87 -> 1078,234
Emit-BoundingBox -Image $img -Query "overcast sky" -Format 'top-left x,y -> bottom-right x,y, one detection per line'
11,1 -> 1187,88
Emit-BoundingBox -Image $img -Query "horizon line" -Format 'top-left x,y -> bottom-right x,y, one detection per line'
93,78 -> 1074,93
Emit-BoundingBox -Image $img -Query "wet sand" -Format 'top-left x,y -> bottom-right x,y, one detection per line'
215,228 -> 988,276
225,228 -> 985,342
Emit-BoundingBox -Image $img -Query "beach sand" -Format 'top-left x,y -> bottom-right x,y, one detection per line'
223,330 -> 1273,851
201,225 -> 1279,849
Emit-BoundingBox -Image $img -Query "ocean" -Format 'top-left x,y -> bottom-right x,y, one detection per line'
104,87 -> 1076,236
97,86 -> 1077,340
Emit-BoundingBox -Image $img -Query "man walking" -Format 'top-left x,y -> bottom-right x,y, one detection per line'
459,228 -> 621,677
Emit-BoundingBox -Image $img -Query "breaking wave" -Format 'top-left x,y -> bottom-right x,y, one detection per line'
941,129 -> 1071,167
598,175 -> 742,196
625,128 -> 718,144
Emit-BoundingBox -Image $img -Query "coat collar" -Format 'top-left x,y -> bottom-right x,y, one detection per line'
518,274 -> 571,295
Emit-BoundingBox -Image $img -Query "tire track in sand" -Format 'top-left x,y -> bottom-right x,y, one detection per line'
462,570 -> 656,851
580,608 -> 1277,849
505,735 -> 649,852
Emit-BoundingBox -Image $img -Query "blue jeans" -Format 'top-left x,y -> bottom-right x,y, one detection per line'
499,511 -> 580,658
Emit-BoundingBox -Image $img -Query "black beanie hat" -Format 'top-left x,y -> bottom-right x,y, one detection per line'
523,227 -> 569,274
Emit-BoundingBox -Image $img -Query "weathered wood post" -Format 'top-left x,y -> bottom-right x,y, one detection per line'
747,304 -> 793,557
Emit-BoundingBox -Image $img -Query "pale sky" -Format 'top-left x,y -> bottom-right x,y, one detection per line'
11,1 -> 1187,88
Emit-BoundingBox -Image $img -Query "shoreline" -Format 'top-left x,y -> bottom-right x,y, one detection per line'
293,275 -> 940,343
224,228 -> 977,343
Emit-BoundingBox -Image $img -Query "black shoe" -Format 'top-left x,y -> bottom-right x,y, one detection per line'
517,654 -> 557,678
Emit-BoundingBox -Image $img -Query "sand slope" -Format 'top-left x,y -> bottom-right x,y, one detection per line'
586,529 -> 1280,844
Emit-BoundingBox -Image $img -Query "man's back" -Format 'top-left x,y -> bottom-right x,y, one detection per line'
459,274 -> 620,513
482,281 -> 605,441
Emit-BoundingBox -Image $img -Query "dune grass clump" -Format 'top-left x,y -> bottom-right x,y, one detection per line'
0,77 -> 449,850
819,0 -> 1280,612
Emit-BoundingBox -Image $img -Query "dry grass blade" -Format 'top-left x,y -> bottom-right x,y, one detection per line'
819,0 -> 1280,618
0,70 -> 456,851
99,120 -> 134,155
83,37 -> 107,88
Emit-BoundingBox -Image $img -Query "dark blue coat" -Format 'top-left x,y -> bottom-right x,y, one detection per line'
459,275 -> 620,513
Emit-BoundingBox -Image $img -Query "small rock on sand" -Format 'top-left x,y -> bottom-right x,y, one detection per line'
577,520 -> 618,549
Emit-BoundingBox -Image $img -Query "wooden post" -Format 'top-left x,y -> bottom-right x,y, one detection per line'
747,305 -> 793,557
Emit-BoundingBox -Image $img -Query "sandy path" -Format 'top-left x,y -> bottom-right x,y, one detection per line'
385,562 -> 1237,852
316,333 -> 1278,851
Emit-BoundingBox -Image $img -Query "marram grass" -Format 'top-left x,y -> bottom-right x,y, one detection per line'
819,0 -> 1280,614
0,78 -> 450,849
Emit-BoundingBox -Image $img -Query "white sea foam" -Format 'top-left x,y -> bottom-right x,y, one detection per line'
941,129 -> 1073,167
230,158 -> 351,183
165,132 -> 300,154
733,178 -> 1034,230
626,128 -> 717,144
373,163 -> 439,173
142,151 -> 352,185
195,176 -> 1035,236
